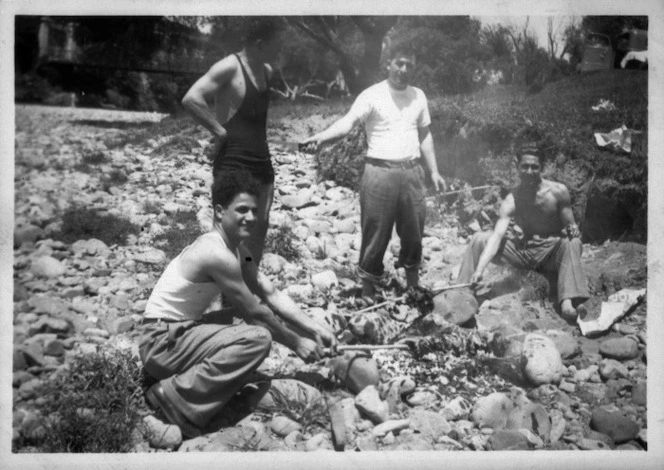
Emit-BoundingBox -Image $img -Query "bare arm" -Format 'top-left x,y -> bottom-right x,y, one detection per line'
556,184 -> 581,239
205,247 -> 322,361
300,113 -> 361,152
240,246 -> 336,348
471,194 -> 515,283
181,58 -> 236,140
418,126 -> 446,192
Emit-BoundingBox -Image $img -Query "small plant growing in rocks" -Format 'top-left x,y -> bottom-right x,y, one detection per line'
15,347 -> 148,453
267,387 -> 329,436
265,224 -> 301,262
53,205 -> 140,246
154,210 -> 203,260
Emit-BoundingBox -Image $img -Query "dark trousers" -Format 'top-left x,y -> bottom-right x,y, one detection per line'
358,161 -> 426,283
458,231 -> 590,303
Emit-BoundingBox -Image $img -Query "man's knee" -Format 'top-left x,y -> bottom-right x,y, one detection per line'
246,325 -> 272,353
469,231 -> 492,248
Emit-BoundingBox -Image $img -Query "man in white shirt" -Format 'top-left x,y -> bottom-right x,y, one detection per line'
139,169 -> 336,437
302,42 -> 446,298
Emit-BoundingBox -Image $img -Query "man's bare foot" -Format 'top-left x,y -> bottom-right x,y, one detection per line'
560,298 -> 577,322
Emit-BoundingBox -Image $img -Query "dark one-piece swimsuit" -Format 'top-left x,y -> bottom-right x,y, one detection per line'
213,54 -> 274,184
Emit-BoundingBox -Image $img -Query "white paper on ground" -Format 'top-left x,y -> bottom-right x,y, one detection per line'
578,288 -> 646,336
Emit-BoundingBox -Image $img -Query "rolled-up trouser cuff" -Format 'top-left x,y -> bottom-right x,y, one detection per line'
356,265 -> 389,285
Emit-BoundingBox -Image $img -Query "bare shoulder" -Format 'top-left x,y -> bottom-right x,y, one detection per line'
207,55 -> 240,80
544,179 -> 571,200
187,232 -> 237,268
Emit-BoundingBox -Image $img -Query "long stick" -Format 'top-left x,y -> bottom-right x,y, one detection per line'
346,283 -> 473,317
428,185 -> 496,198
331,344 -> 411,353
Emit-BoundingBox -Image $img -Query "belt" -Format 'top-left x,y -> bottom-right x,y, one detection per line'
366,158 -> 421,169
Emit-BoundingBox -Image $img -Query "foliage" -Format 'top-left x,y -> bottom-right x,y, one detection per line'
17,347 -> 147,453
314,124 -> 367,190
53,206 -> 140,246
581,16 -> 648,41
390,17 -> 489,95
73,148 -> 109,173
154,210 -> 203,260
267,386 -> 329,436
265,224 -> 301,262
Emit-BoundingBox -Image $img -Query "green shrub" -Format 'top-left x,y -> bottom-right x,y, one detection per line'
154,210 -> 203,260
21,347 -> 147,453
265,224 -> 301,262
53,206 -> 140,246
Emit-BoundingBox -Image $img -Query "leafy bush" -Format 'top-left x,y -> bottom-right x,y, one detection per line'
265,224 -> 301,262
18,347 -> 147,453
314,124 -> 367,190
154,210 -> 203,260
53,206 -> 140,246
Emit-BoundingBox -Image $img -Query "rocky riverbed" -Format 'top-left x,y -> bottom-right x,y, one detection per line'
12,105 -> 648,453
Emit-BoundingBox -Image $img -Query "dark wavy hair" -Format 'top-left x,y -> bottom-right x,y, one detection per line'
211,169 -> 261,209
515,142 -> 546,165
242,17 -> 283,45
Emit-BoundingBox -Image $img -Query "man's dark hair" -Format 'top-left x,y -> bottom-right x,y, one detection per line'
385,40 -> 418,62
212,169 -> 261,208
515,142 -> 546,165
242,17 -> 282,45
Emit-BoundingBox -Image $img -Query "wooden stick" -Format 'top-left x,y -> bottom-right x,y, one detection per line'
342,283 -> 473,317
335,344 -> 411,352
428,185 -> 496,198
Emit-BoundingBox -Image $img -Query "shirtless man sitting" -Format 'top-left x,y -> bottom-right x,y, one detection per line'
457,143 -> 590,321
139,169 -> 336,437
182,18 -> 281,266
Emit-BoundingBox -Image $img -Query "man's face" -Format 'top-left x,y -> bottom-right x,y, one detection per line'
387,54 -> 416,90
219,192 -> 258,239
518,154 -> 543,188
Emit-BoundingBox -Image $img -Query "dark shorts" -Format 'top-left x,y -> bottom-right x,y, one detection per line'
213,142 -> 275,185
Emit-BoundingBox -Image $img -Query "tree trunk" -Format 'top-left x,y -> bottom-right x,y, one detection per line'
288,16 -> 396,95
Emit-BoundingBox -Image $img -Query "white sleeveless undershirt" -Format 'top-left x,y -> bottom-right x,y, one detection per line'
144,244 -> 223,321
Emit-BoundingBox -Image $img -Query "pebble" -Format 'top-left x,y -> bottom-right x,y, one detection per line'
31,256 -> 66,278
143,415 -> 182,449
599,337 -> 640,361
408,409 -> 451,440
487,429 -> 530,450
372,419 -> 411,438
599,359 -> 630,381
355,385 -> 389,424
270,415 -> 302,437
521,334 -> 563,385
442,396 -> 473,421
471,392 -> 513,430
310,270 -> 338,292
590,407 -> 640,444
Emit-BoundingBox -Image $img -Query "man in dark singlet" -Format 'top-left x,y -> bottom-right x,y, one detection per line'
182,18 -> 282,266
457,143 -> 590,322
139,169 -> 336,438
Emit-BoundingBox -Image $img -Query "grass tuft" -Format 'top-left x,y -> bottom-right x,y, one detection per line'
265,224 -> 301,262
53,206 -> 140,246
14,347 -> 148,453
153,210 -> 203,260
